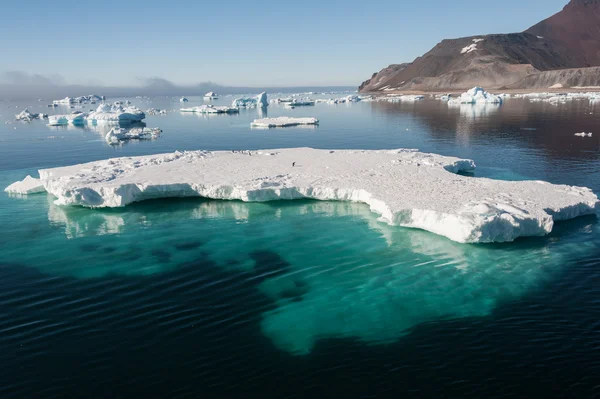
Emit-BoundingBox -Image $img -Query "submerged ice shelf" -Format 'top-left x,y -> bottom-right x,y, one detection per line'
9,148 -> 599,244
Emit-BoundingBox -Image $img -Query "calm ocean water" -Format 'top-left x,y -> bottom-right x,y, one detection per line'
1,94 -> 600,398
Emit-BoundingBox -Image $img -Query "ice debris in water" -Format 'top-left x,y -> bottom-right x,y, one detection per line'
574,132 -> 593,137
251,117 -> 319,128
180,97 -> 188,103
105,127 -> 162,144
15,109 -> 47,121
18,148 -> 599,244
4,175 -> 45,194
180,105 -> 239,114
232,92 -> 268,108
47,103 -> 145,126
146,108 -> 168,116
204,92 -> 218,100
448,87 -> 503,105
53,95 -> 104,105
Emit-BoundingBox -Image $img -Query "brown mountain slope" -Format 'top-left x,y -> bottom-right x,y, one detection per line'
359,0 -> 600,92
508,66 -> 600,89
526,0 -> 600,67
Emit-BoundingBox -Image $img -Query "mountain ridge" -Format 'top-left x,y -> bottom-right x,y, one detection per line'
360,0 -> 600,92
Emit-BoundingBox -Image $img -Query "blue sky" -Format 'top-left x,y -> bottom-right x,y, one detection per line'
0,0 -> 567,87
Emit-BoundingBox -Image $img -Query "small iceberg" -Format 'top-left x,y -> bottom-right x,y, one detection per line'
4,175 -> 45,195
232,92 -> 268,108
180,97 -> 189,103
48,113 -> 87,126
251,117 -> 319,128
146,108 -> 168,116
204,92 -> 218,100
86,103 -> 145,124
105,127 -> 161,144
180,105 -> 239,114
448,87 -> 503,105
15,109 -> 45,122
574,132 -> 593,137
284,100 -> 315,107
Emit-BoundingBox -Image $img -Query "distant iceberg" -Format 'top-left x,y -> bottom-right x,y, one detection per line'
232,92 -> 268,108
105,127 -> 161,144
86,103 -> 145,124
204,92 -> 218,100
15,109 -> 46,122
251,117 -> 319,128
448,87 -> 503,105
180,97 -> 189,103
180,105 -> 239,114
18,148 -> 600,244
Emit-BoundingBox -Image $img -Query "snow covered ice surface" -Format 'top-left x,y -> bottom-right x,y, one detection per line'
251,117 -> 319,128
448,87 -> 503,105
4,175 -> 46,195
180,105 -> 239,114
10,148 -> 596,244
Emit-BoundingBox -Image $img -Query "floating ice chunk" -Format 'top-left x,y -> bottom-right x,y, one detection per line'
204,92 -> 218,100
47,113 -> 87,126
15,109 -> 41,122
180,97 -> 189,103
33,148 -> 599,244
4,175 -> 46,194
257,92 -> 268,107
251,117 -> 319,128
86,104 -> 145,124
233,92 -> 269,108
53,97 -> 74,105
105,127 -> 161,144
448,87 -> 503,104
180,105 -> 239,114
574,132 -> 593,137
284,100 -> 315,107
146,108 -> 168,115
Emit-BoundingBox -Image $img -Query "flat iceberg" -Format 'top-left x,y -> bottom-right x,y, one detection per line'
4,175 -> 46,194
180,105 -> 239,114
105,127 -> 162,144
19,148 -> 599,244
448,87 -> 503,105
204,92 -> 218,100
251,117 -> 319,128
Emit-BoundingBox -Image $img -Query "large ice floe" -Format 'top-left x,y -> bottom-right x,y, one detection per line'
448,87 -> 503,105
180,105 -> 239,114
105,127 -> 162,144
9,148 -> 598,244
251,117 -> 319,128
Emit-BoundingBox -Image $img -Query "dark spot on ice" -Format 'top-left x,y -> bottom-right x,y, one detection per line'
151,249 -> 172,263
174,241 -> 205,251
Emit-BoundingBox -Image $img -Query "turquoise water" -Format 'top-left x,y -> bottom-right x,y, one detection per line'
1,95 -> 600,397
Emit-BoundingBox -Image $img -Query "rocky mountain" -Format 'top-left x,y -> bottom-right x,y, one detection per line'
359,0 -> 600,92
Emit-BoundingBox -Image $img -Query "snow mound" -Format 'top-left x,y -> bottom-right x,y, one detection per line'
4,175 -> 45,194
24,148 -> 600,244
448,87 -> 503,104
180,105 -> 239,114
251,117 -> 319,128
